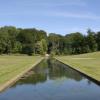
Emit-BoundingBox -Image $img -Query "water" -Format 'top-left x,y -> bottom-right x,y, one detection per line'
0,59 -> 100,100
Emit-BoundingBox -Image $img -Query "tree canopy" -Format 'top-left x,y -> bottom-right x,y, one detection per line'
0,26 -> 99,55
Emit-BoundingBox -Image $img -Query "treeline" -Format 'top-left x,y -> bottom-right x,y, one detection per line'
0,26 -> 47,55
48,30 -> 100,55
0,26 -> 100,55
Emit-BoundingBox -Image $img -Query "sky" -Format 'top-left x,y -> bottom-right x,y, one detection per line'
0,0 -> 100,35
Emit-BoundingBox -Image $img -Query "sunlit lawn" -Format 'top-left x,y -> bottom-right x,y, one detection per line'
56,52 -> 100,81
0,55 -> 42,85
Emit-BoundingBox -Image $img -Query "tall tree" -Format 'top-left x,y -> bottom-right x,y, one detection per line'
96,32 -> 100,51
17,29 -> 35,55
87,29 -> 97,52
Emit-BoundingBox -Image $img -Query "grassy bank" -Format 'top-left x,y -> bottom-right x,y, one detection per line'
56,52 -> 100,81
0,55 -> 43,88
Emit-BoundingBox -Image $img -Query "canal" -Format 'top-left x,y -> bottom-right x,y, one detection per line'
0,59 -> 100,100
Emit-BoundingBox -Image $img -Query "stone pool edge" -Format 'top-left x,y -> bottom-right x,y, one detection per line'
55,58 -> 100,85
0,58 -> 44,92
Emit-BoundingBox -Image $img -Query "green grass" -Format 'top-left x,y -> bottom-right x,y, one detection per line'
0,55 -> 42,85
56,52 -> 100,81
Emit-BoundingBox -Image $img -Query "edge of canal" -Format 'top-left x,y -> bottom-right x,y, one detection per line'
55,58 -> 100,85
0,58 -> 44,93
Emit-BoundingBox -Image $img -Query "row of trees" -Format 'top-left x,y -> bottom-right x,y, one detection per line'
0,26 -> 100,55
0,26 -> 47,55
48,29 -> 100,55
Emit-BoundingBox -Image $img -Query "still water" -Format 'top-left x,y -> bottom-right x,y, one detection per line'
0,59 -> 100,100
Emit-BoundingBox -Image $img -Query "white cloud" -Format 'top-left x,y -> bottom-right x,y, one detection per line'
17,0 -> 87,7
36,1 -> 86,6
45,11 -> 100,20
1,0 -> 99,20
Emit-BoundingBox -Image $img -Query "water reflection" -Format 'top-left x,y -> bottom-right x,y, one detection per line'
13,59 -> 87,86
0,59 -> 100,100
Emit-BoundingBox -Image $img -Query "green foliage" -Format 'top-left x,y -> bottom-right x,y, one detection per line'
0,26 -> 99,55
48,30 -> 99,55
96,32 -> 100,50
22,44 -> 34,55
35,41 -> 44,55
12,42 -> 22,53
87,29 -> 97,52
41,39 -> 48,53
35,39 -> 47,55
50,51 -> 55,57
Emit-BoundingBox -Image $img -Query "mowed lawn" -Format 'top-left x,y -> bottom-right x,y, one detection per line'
0,55 -> 42,86
56,52 -> 100,81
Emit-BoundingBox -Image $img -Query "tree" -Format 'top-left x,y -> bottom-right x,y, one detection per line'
0,26 -> 99,56
35,41 -> 44,55
48,33 -> 61,54
65,32 -> 84,54
0,27 -> 10,54
17,29 -> 35,55
22,44 -> 34,55
12,41 -> 22,53
35,39 -> 47,55
96,32 -> 100,50
41,39 -> 47,54
4,26 -> 19,53
87,29 -> 97,52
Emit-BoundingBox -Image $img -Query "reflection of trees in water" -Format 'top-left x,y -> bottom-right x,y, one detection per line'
48,59 -> 66,79
13,59 -> 83,87
48,59 -> 83,81
13,60 -> 48,87
13,73 -> 47,87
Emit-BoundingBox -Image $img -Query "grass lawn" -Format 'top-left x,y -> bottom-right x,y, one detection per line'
0,55 -> 43,86
56,52 -> 100,81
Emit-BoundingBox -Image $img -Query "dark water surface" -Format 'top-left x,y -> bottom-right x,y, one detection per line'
0,59 -> 100,100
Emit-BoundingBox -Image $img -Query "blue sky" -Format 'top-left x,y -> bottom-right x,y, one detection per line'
0,0 -> 100,35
